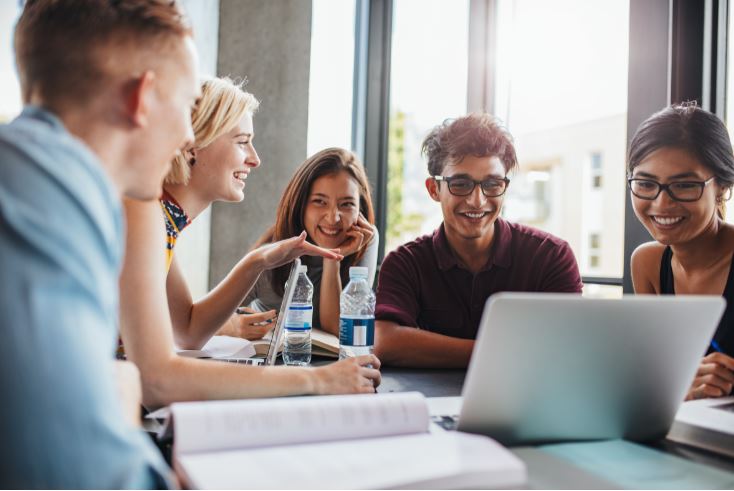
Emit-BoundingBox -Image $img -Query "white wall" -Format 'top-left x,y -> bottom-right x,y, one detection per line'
175,0 -> 219,300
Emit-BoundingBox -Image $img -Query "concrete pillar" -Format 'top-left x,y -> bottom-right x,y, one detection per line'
210,0 -> 312,287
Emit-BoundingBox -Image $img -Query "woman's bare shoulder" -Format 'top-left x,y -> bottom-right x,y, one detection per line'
632,241 -> 666,262
631,241 -> 666,293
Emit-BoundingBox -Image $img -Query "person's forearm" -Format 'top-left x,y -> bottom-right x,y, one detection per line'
374,322 -> 474,368
319,259 -> 342,335
138,353 -> 319,407
178,251 -> 267,348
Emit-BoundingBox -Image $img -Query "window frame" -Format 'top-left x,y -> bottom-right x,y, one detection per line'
352,0 -> 722,292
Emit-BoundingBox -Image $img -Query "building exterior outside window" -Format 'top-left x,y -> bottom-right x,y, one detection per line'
496,0 -> 629,282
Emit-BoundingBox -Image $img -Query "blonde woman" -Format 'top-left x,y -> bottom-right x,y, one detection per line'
120,77 -> 380,407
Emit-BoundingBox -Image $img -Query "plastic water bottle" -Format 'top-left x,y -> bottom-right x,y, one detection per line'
283,265 -> 313,366
339,266 -> 375,359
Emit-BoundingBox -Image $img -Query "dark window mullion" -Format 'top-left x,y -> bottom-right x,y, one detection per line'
353,0 -> 393,264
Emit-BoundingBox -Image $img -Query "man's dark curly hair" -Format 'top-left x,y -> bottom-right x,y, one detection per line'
421,113 -> 518,175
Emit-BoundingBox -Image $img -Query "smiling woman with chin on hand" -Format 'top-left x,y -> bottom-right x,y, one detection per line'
629,102 -> 734,401
245,148 -> 378,335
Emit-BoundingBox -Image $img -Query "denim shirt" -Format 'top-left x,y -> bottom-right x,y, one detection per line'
0,106 -> 170,488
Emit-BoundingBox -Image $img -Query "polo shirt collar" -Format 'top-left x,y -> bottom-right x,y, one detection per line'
432,224 -> 458,271
432,218 -> 513,272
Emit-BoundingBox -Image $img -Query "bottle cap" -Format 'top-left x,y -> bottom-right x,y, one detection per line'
349,266 -> 368,278
298,265 -> 308,273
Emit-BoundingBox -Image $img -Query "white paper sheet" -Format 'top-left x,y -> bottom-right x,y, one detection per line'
172,392 -> 429,454
176,432 -> 526,490
176,335 -> 255,360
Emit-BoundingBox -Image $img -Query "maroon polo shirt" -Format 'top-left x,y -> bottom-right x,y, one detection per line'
376,218 -> 583,339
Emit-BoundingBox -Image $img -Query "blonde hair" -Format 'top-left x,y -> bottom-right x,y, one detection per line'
167,76 -> 260,184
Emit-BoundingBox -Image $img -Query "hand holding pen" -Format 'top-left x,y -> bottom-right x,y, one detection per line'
218,307 -> 277,341
685,340 -> 734,400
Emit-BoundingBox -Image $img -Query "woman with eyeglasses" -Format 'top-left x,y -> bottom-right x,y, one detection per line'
629,102 -> 734,400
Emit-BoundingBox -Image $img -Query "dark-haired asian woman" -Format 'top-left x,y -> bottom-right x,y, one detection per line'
629,103 -> 734,400
243,147 -> 378,336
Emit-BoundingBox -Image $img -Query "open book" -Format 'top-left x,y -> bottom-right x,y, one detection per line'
251,328 -> 340,358
171,392 -> 526,489
667,396 -> 734,458
176,331 -> 339,361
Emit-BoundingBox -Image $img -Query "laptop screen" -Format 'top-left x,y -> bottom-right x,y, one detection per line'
264,258 -> 301,366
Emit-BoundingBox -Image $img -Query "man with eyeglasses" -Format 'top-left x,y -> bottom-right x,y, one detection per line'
373,113 -> 583,368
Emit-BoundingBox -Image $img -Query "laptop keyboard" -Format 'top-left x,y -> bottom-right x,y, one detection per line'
431,414 -> 459,431
213,358 -> 264,365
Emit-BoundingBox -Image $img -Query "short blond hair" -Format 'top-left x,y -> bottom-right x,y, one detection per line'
167,76 -> 260,184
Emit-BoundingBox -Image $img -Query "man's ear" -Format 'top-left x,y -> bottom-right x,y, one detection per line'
126,70 -> 156,128
425,177 -> 440,202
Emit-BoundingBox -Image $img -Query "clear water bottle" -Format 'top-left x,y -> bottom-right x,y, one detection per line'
339,266 -> 375,359
283,265 -> 313,366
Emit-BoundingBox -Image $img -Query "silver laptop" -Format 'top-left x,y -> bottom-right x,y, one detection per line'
454,293 -> 725,445
211,258 -> 300,366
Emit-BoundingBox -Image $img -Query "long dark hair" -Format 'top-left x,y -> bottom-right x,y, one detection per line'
254,148 -> 375,296
628,102 -> 734,218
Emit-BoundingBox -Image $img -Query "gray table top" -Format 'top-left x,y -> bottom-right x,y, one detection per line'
365,360 -> 734,488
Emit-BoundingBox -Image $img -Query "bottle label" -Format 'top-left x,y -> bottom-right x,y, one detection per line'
339,317 -> 375,346
285,305 -> 313,331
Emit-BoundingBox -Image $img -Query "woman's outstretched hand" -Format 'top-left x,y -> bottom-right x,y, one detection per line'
252,231 -> 343,271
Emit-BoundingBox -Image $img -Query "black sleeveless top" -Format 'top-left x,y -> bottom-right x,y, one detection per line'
659,246 -> 734,355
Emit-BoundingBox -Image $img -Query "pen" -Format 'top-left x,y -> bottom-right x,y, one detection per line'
711,339 -> 723,353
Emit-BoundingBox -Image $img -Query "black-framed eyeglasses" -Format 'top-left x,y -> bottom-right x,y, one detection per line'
627,176 -> 715,202
432,175 -> 510,197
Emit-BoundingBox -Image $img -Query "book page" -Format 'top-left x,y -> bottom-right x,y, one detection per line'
173,392 -> 429,455
311,328 -> 339,354
175,432 -> 527,490
177,335 -> 255,360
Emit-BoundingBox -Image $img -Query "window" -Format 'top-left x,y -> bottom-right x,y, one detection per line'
502,168 -> 551,225
587,232 -> 601,270
307,0 -> 357,156
384,0 -> 470,253
495,0 -> 629,280
0,3 -> 21,122
590,152 -> 603,189
582,283 -> 623,298
726,0 -> 734,222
